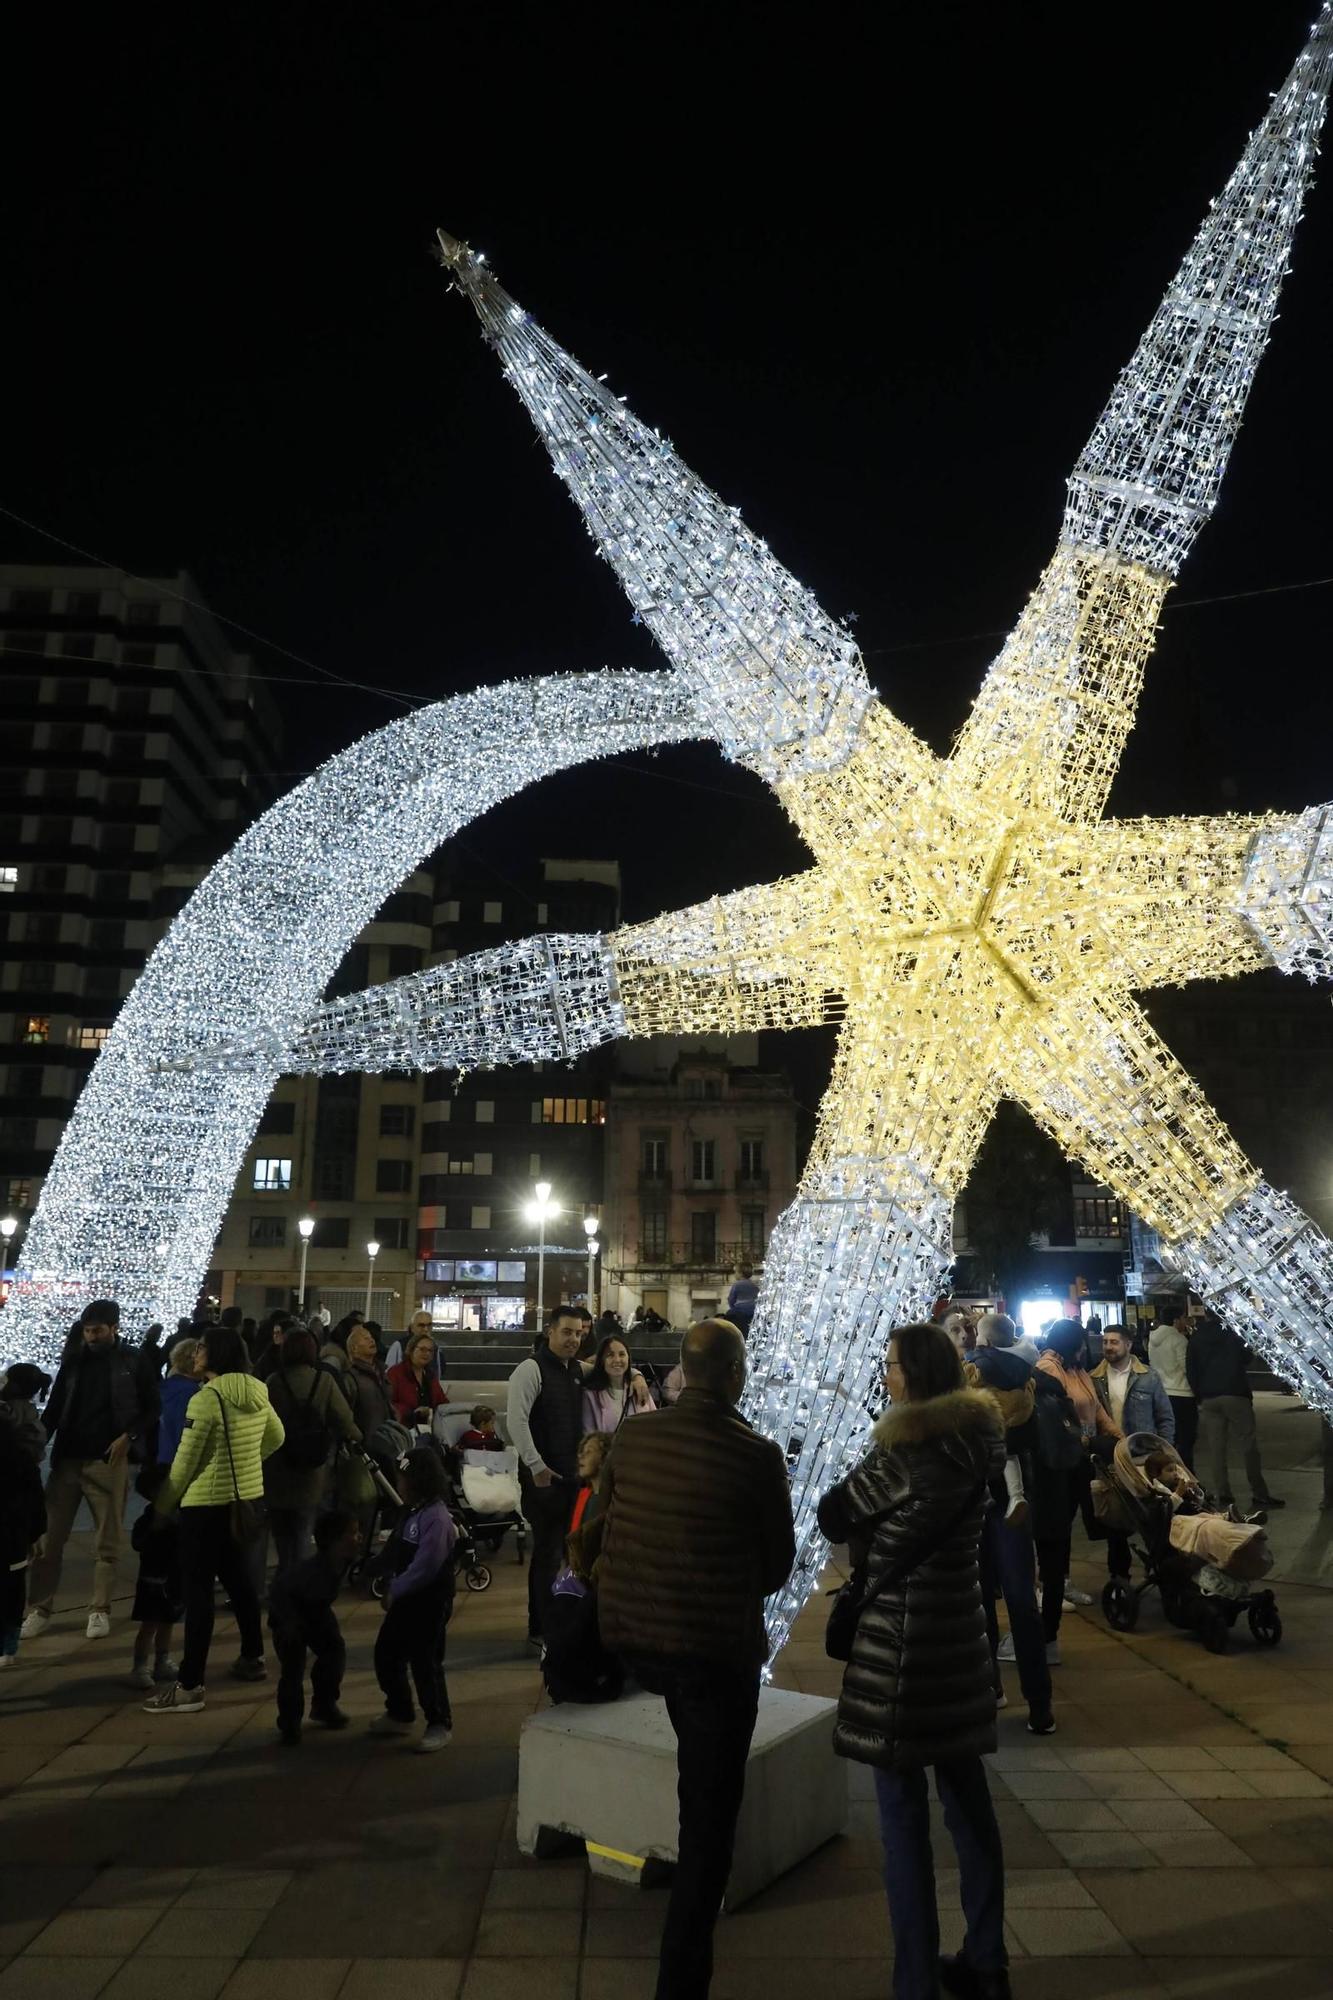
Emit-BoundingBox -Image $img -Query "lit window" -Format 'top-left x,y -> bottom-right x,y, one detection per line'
252,1157 -> 292,1192
483,901 -> 502,924
7,1178 -> 32,1210
541,1097 -> 606,1125
470,1204 -> 491,1229
22,1016 -> 49,1045
76,1025 -> 111,1052
446,1155 -> 474,1175
0,866 -> 16,893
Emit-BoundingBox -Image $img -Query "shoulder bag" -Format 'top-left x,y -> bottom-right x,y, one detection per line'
212,1388 -> 265,1544
826,1477 -> 985,1662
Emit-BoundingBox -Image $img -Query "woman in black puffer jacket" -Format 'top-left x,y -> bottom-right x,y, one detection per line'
818,1321 -> 1010,2000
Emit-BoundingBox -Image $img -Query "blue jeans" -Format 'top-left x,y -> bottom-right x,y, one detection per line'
873,1759 -> 1006,2000
980,1510 -> 1052,1718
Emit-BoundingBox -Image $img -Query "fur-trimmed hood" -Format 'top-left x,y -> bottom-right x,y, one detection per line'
871,1386 -> 1003,1450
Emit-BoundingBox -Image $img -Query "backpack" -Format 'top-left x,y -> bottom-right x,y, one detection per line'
1034,1378 -> 1085,1473
271,1371 -> 330,1472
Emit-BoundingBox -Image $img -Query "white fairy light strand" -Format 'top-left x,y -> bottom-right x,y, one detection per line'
9,11 -> 1333,1669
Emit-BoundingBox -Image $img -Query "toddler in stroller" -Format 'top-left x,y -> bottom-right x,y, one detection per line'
1093,1432 -> 1281,1652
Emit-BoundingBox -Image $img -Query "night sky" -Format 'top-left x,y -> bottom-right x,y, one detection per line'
8,0 -> 1332,949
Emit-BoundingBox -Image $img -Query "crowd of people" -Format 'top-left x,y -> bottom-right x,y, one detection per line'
0,1280 -> 1291,1999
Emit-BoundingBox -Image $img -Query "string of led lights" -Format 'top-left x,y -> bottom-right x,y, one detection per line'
6,7 -> 1332,1660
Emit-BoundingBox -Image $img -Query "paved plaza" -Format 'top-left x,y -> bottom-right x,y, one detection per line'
3,1392 -> 1333,1998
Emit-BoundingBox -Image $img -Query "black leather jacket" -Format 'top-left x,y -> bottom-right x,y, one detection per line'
818,1387 -> 1005,1771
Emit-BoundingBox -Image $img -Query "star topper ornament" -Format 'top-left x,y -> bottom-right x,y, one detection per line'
6,10 -> 1331,1653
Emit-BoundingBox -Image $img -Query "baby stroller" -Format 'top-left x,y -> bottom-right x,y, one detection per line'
1094,1432 -> 1282,1653
345,1420 -> 413,1590
441,1440 -> 527,1591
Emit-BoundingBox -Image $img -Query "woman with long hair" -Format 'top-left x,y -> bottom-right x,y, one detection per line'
580,1335 -> 654,1434
818,1321 -> 1009,2000
143,1323 -> 285,1716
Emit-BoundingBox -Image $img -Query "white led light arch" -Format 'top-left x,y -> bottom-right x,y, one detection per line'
7,10 -> 1332,1657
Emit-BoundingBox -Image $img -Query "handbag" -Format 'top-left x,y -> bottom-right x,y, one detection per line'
212,1388 -> 265,1544
826,1477 -> 986,1662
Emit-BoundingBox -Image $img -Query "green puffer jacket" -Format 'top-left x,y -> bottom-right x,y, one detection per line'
159,1372 -> 285,1511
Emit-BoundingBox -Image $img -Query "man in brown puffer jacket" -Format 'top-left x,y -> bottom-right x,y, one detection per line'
584,1318 -> 794,2000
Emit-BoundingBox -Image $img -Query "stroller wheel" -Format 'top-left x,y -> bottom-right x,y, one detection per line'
370,1572 -> 387,1603
1102,1577 -> 1139,1632
464,1564 -> 492,1593
1247,1597 -> 1283,1648
1196,1602 -> 1229,1653
1160,1581 -> 1192,1629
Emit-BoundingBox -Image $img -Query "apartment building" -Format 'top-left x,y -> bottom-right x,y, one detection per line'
601,1033 -> 799,1328
0,565 -> 282,1277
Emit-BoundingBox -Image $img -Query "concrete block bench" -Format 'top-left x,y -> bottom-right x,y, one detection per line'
517,1686 -> 847,1908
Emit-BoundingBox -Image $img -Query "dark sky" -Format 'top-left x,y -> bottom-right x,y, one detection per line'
7,0 -> 1332,938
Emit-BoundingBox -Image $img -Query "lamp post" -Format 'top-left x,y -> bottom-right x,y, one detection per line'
523,1180 -> 560,1326
297,1215 -> 315,1314
365,1239 -> 380,1319
583,1214 -> 600,1319
0,1215 -> 17,1305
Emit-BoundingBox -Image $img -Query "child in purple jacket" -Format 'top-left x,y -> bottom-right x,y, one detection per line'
370,1447 -> 457,1753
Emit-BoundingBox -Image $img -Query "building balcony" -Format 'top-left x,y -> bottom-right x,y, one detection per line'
736,1170 -> 769,1192
631,1240 -> 765,1271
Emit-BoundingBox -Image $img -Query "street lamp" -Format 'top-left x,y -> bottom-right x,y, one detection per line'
583,1214 -> 600,1319
297,1215 -> 315,1313
523,1180 -> 560,1326
0,1215 -> 17,1305
365,1239 -> 380,1319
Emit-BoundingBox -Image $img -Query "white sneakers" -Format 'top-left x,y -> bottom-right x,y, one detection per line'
20,1607 -> 50,1642
996,1633 -> 1016,1663
86,1611 -> 111,1640
419,1725 -> 452,1753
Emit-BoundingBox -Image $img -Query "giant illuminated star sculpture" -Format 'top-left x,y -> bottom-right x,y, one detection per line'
6,9 -> 1331,1648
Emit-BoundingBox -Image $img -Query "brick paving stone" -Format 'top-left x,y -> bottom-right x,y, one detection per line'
72,1870 -> 197,1909
98,1961 -> 236,2000
339,1964 -> 464,2000
217,1964 -> 350,2000
1161,1770 -> 1261,1799
0,1961 -> 122,2000
26,1910 -> 160,1957
470,1912 -> 583,1958
138,1911 -> 269,1958
1048,1831 -> 1155,1868
1000,1770 -> 1097,1800
1106,1801 -> 1213,1832
174,1875 -> 292,1911
460,1960 -> 579,1999
1007,1907 -> 1133,1956
1135,1829 -> 1254,1868
1025,1801 -> 1124,1832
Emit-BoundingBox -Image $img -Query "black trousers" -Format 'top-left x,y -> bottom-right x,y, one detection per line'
1169,1396 -> 1198,1471
519,1467 -> 574,1639
271,1604 -> 345,1728
179,1504 -> 264,1689
629,1655 -> 761,2000
375,1582 -> 453,1727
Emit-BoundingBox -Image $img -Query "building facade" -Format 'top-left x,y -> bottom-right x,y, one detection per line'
602,1034 -> 799,1328
0,565 -> 282,1283
416,855 -> 620,1332
210,868 -> 434,1326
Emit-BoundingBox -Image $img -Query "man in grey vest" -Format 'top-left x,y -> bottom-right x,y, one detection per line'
507,1305 -> 586,1645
